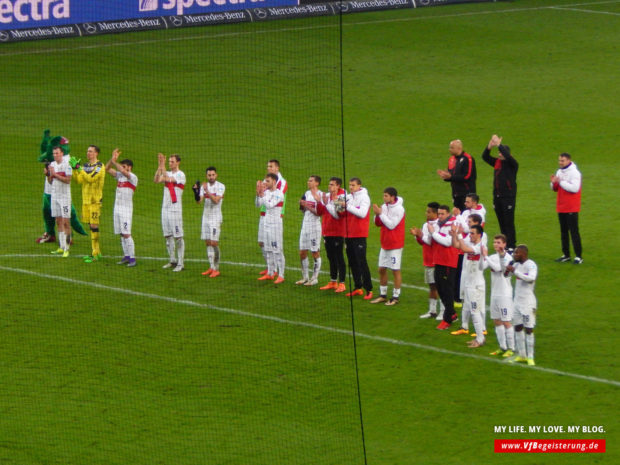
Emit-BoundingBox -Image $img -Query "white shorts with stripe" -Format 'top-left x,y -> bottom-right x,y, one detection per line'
299,222 -> 321,252
490,295 -> 513,322
263,222 -> 283,253
463,286 -> 485,315
201,218 -> 222,242
378,248 -> 402,270
513,300 -> 537,329
51,195 -> 71,219
114,206 -> 133,235
162,209 -> 184,238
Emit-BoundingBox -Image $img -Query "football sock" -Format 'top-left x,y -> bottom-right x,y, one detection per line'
471,311 -> 485,344
166,236 -> 175,262
175,238 -> 185,267
58,231 -> 66,250
126,237 -> 135,258
207,246 -> 214,268
213,246 -> 220,270
515,330 -> 526,357
261,247 -> 268,267
276,252 -> 285,278
429,298 -> 437,314
380,285 -> 388,297
91,230 -> 100,256
266,251 -> 275,275
505,326 -> 515,351
312,257 -> 321,280
461,306 -> 471,330
301,257 -> 309,280
525,332 -> 535,359
121,236 -> 127,256
66,233 -> 71,250
495,324 -> 506,351
481,306 -> 487,332
392,288 -> 401,298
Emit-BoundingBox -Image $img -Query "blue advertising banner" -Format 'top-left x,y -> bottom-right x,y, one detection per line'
0,0 -> 299,29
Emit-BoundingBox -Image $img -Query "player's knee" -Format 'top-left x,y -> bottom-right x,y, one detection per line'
90,226 -> 99,232
299,250 -> 308,259
514,324 -> 524,332
525,328 -> 534,335
122,234 -> 131,239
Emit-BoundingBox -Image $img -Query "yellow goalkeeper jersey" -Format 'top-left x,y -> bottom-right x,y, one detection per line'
75,161 -> 105,204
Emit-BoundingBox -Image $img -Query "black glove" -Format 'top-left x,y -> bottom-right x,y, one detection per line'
192,181 -> 201,202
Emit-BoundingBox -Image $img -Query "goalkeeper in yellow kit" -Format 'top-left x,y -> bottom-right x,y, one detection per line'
75,145 -> 105,262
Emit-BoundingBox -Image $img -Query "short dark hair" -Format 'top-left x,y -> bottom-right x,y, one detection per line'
466,193 -> 479,203
89,145 -> 100,154
349,177 -> 362,185
310,175 -> 321,185
559,152 -> 571,160
470,224 -> 483,235
329,177 -> 342,187
206,166 -> 217,173
170,154 -> 181,162
515,244 -> 529,254
384,187 -> 397,198
268,159 -> 280,167
120,159 -> 133,167
438,204 -> 451,213
427,202 -> 440,211
469,214 -> 482,225
265,173 -> 278,182
494,234 -> 507,243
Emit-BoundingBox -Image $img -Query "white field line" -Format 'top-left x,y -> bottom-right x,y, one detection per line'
1,263 -> 619,388
0,1 -> 618,57
0,253 -> 428,291
550,5 -> 620,14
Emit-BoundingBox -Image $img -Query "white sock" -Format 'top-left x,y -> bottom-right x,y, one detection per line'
276,252 -> 285,278
526,332 -> 535,360
262,247 -> 268,267
166,236 -> 175,262
120,236 -> 127,256
429,298 -> 437,314
213,246 -> 220,270
267,251 -> 275,275
207,246 -> 214,268
495,325 -> 506,351
481,306 -> 487,332
392,288 -> 401,298
126,237 -> 135,258
312,257 -> 322,280
462,306 -> 471,330
380,285 -> 388,297
515,330 -> 526,357
301,257 -> 309,280
505,326 -> 515,351
175,238 -> 185,267
471,311 -> 485,344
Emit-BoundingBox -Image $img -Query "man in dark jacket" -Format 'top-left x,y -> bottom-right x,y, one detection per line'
482,135 -> 518,249
437,139 -> 476,211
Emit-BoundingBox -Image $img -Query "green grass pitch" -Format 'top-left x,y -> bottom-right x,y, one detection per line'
0,0 -> 618,463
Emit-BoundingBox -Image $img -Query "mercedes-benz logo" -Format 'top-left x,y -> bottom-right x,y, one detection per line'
0,31 -> 9,42
254,8 -> 268,19
170,16 -> 183,27
420,0 -> 431,5
83,23 -> 97,34
340,3 -> 349,12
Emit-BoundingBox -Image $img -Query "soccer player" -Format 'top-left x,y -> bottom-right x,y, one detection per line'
411,202 -> 444,319
370,187 -> 405,305
550,153 -> 583,264
450,224 -> 486,348
256,173 -> 285,283
428,205 -> 460,329
47,146 -> 73,257
75,145 -> 105,263
154,153 -> 186,272
483,234 -> 515,357
451,213 -> 489,337
315,177 -> 347,293
193,167 -> 225,278
258,160 -> 287,276
505,245 -> 538,365
344,177 -> 373,300
106,148 -> 138,267
297,175 -> 322,286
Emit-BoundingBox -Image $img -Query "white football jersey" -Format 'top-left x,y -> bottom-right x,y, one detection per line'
49,158 -> 72,197
513,259 -> 537,306
200,181 -> 225,222
462,242 -> 485,289
162,170 -> 185,212
115,171 -> 138,208
484,252 -> 513,298
256,189 -> 284,224
301,189 -> 322,227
